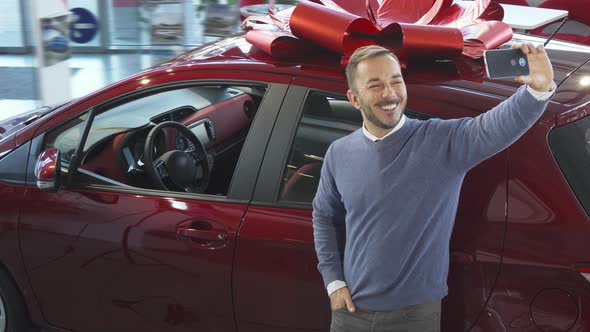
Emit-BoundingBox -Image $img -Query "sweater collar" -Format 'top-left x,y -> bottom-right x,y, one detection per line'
362,115 -> 406,142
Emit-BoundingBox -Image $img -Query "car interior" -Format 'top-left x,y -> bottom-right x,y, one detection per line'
280,93 -> 362,203
45,84 -> 267,196
280,92 -> 434,203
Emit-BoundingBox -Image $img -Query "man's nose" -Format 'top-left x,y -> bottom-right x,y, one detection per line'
382,83 -> 395,98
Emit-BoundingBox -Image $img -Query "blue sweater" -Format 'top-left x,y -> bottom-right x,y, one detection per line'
312,86 -> 550,310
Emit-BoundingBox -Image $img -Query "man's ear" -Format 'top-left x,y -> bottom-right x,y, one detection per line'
347,89 -> 361,110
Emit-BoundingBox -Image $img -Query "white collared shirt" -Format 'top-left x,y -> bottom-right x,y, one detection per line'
362,115 -> 406,142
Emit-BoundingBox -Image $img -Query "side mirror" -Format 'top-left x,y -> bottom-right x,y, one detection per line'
35,148 -> 61,192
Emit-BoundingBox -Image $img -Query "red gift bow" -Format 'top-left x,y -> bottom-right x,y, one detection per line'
243,0 -> 513,63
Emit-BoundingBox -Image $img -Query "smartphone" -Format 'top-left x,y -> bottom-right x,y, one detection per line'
484,48 -> 530,79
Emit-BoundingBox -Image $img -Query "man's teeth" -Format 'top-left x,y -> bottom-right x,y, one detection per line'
381,104 -> 397,110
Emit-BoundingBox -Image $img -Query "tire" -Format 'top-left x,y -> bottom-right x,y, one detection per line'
0,268 -> 30,332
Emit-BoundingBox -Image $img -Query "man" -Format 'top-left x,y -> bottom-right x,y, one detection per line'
312,43 -> 555,331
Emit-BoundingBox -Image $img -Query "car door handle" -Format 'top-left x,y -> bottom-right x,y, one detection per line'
177,228 -> 228,242
451,251 -> 474,265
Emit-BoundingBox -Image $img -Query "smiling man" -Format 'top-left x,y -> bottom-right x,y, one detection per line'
347,50 -> 408,138
312,43 -> 555,331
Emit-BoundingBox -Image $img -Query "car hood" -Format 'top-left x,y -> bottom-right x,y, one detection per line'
0,106 -> 52,142
0,108 -> 43,131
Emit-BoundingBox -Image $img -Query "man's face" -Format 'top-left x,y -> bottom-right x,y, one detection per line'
346,54 -> 407,137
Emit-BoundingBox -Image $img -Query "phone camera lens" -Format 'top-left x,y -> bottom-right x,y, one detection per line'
519,58 -> 526,67
510,59 -> 517,66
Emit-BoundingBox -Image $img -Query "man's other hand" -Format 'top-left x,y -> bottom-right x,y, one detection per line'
330,287 -> 356,312
512,42 -> 554,92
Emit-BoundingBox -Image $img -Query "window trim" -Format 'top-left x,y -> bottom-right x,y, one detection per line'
251,85 -> 309,204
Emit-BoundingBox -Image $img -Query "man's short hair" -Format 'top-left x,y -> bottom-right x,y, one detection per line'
345,45 -> 399,92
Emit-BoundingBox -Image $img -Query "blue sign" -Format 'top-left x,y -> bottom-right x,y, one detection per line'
69,7 -> 98,44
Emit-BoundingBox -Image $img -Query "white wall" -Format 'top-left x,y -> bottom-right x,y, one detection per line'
31,0 -> 72,106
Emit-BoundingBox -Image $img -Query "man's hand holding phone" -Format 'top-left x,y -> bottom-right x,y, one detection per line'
511,43 -> 554,92
484,42 -> 554,93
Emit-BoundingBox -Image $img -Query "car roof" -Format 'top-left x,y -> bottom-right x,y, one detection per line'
153,33 -> 590,114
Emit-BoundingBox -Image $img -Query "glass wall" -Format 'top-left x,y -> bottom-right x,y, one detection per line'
108,0 -> 199,49
106,0 -> 240,49
0,0 -> 256,52
107,0 -> 142,48
0,0 -> 24,48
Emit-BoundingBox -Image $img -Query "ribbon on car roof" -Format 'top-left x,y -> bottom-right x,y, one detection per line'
242,0 -> 514,65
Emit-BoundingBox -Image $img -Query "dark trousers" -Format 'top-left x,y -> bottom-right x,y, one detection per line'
330,301 -> 441,332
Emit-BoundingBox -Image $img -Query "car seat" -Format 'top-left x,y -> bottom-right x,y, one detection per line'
281,163 -> 322,203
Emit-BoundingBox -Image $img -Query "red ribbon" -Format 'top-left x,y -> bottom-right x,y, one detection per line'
243,0 -> 513,63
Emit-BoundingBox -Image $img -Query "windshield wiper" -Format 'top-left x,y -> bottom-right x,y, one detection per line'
22,106 -> 54,125
0,105 -> 63,140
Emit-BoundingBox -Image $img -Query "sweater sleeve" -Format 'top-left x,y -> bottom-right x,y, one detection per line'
439,85 -> 551,171
312,144 -> 347,288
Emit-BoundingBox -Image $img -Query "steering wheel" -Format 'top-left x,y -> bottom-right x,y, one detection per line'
144,121 -> 210,193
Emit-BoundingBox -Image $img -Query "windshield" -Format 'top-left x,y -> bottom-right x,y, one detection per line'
80,86 -> 217,150
549,115 -> 590,217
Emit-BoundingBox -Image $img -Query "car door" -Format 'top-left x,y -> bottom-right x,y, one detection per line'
19,77 -> 290,332
484,111 -> 590,331
233,76 -> 509,331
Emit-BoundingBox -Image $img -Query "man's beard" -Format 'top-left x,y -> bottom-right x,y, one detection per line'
360,99 -> 399,130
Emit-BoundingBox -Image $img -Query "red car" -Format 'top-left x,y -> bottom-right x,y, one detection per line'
0,33 -> 589,332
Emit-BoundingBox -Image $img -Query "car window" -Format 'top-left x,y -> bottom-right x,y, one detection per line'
44,84 -> 267,197
45,112 -> 88,167
278,91 -> 438,203
278,90 -> 434,204
279,92 -> 360,203
549,115 -> 590,216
